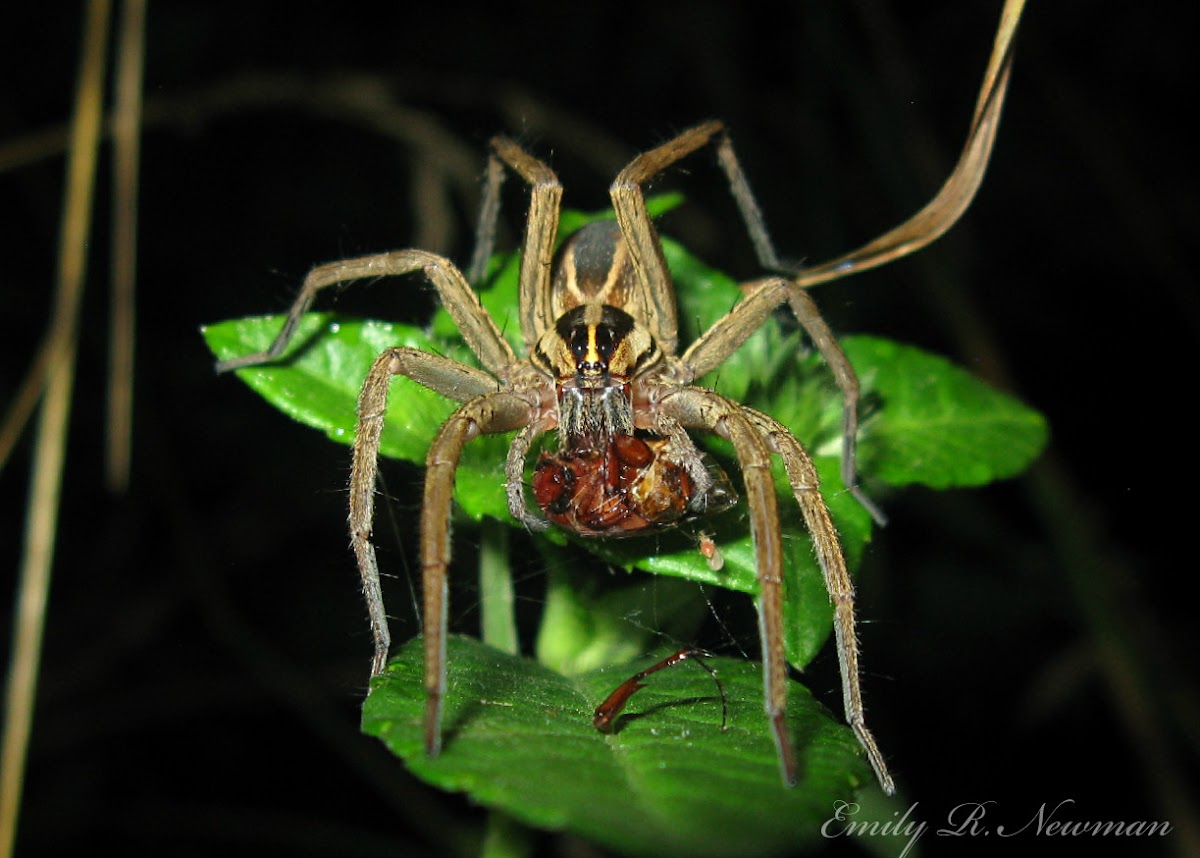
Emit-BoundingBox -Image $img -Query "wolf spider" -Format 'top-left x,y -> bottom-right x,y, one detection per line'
216,5 -> 1018,794
220,119 -> 895,789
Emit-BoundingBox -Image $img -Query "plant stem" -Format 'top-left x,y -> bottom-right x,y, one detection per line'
479,518 -> 518,655
478,519 -> 533,858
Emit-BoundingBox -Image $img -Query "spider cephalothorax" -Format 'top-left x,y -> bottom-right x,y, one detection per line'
526,221 -> 731,536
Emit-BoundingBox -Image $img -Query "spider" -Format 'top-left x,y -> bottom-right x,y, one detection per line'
218,121 -> 894,789
216,1 -> 1019,796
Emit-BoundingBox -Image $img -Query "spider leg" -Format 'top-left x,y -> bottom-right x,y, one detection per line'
742,406 -> 895,795
348,348 -> 521,678
479,136 -> 564,347
680,275 -> 886,524
656,386 -> 796,786
466,149 -> 506,286
610,120 -> 728,355
368,346 -> 502,403
658,385 -> 893,793
214,249 -> 516,377
416,393 -> 533,756
506,418 -> 554,531
351,344 -> 532,744
781,286 -> 885,523
641,412 -> 717,510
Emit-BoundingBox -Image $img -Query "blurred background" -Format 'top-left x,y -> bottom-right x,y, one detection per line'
1,2 -> 1195,856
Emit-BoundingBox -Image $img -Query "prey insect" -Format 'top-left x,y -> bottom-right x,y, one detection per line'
593,647 -> 727,733
216,1 -> 1021,795
532,433 -> 736,536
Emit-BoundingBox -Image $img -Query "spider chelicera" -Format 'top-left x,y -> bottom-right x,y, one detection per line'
216,0 -> 1022,795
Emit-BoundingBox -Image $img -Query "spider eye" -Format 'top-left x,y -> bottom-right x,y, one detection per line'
569,327 -> 590,360
593,326 -> 615,360
567,323 -> 617,374
551,305 -> 639,378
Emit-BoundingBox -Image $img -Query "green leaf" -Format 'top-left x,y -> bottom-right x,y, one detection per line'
203,313 -> 512,521
363,636 -> 871,858
843,335 -> 1049,489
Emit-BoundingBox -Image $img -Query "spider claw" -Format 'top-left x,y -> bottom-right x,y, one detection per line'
769,711 -> 797,788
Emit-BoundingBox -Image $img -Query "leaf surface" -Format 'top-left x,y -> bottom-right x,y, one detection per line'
362,636 -> 871,858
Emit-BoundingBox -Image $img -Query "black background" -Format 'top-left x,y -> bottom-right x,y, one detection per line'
1,2 -> 1195,856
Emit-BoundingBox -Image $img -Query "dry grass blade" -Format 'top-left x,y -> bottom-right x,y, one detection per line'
106,0 -> 148,493
0,2 -> 111,855
0,344 -> 52,477
794,0 -> 1026,289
